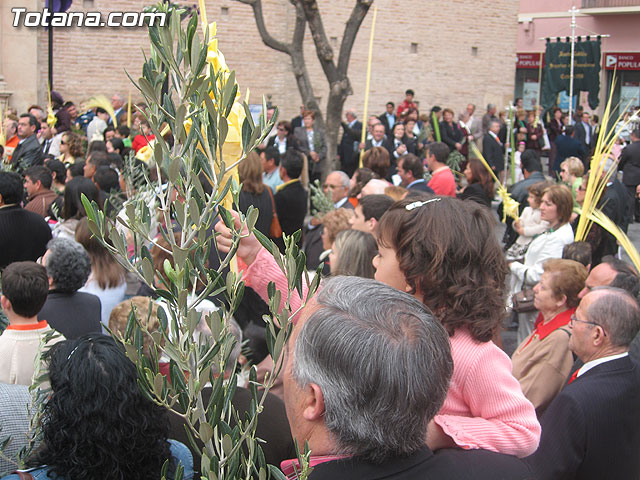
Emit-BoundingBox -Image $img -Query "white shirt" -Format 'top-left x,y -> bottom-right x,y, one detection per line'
577,352 -> 629,378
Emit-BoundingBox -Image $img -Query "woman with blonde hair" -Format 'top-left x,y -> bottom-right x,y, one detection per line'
76,217 -> 127,329
559,156 -> 584,196
58,131 -> 84,165
320,208 -> 354,251
238,150 -> 273,238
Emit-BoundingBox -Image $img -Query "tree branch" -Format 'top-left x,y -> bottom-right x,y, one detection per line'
337,0 -> 372,74
234,0 -> 291,54
297,0 -> 339,83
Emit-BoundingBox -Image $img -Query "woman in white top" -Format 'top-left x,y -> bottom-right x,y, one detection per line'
509,184 -> 575,343
75,218 -> 127,330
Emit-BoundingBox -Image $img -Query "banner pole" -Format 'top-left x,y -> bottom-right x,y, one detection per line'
568,6 -> 578,122
359,6 -> 377,168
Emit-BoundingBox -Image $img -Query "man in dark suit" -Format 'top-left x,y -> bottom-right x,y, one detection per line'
397,154 -> 433,193
290,104 -> 305,130
274,150 -> 308,253
0,172 -> 52,270
619,128 -> 640,221
554,125 -> 586,172
525,287 -> 640,480
281,276 -> 532,480
482,120 -> 505,180
378,101 -> 396,136
574,111 -> 595,156
11,113 -> 43,174
337,109 -> 362,178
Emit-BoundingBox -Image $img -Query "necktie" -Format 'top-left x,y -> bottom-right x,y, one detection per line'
567,369 -> 579,384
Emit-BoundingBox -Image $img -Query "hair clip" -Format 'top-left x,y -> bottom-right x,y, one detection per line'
405,197 -> 441,211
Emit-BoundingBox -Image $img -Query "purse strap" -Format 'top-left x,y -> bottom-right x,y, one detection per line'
266,186 -> 278,220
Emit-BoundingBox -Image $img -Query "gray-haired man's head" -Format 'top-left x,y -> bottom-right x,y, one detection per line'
285,276 -> 453,463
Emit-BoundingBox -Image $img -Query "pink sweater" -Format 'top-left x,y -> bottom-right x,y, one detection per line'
434,328 -> 541,457
244,247 -> 541,457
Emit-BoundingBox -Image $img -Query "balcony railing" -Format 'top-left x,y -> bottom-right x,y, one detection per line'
582,0 -> 640,7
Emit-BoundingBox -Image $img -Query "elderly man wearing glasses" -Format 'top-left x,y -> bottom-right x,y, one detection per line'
525,286 -> 640,480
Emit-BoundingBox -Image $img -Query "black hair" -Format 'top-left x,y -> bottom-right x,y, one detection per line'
108,137 -> 125,155
30,335 -> 173,480
95,107 -> 107,115
45,159 -> 67,185
93,167 -> 120,193
521,149 -> 542,173
116,125 -> 131,137
386,101 -> 395,108
0,171 -> 25,205
62,177 -> 99,220
280,149 -> 303,179
263,146 -> 280,166
88,140 -> 107,153
1,261 -> 49,317
19,113 -> 40,133
426,142 -> 449,164
68,161 -> 86,179
359,194 -> 395,221
405,89 -> 415,96
564,125 -> 575,136
25,165 -> 53,190
107,152 -> 124,170
399,154 -> 423,179
103,125 -> 115,135
88,150 -> 110,167
602,255 -> 640,298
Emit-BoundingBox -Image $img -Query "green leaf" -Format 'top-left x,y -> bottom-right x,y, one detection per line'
222,434 -> 233,456
168,157 -> 182,184
199,422 -> 214,444
141,257 -> 155,286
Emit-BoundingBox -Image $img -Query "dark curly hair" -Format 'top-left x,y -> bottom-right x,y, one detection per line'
377,195 -> 508,342
29,335 -> 173,479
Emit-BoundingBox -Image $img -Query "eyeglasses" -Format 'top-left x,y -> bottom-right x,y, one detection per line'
323,184 -> 343,190
570,313 -> 607,336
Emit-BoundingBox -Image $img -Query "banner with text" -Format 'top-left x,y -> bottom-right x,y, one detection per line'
541,38 -> 601,111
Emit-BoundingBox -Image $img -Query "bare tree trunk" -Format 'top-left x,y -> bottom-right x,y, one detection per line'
235,0 -> 372,179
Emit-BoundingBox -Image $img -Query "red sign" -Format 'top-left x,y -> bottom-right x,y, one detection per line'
604,53 -> 640,71
517,53 -> 545,69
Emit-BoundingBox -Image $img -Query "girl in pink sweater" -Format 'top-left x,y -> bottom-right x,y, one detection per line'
373,196 -> 540,457
215,197 -> 540,457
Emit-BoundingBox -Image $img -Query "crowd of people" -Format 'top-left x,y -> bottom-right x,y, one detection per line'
1,87 -> 640,479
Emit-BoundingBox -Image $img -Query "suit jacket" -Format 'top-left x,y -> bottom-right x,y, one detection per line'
440,121 -> 464,152
309,446 -> 532,480
619,140 -> 640,187
482,133 -> 504,172
38,290 -> 103,339
574,121 -> 595,151
293,126 -> 327,178
378,112 -> 397,136
11,135 -> 43,174
274,180 -> 308,250
338,120 -> 362,176
525,356 -> 640,480
554,134 -> 586,170
0,205 -> 52,269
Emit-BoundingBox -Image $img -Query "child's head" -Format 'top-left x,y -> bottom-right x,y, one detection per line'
517,141 -> 525,152
526,181 -> 551,209
374,195 -> 507,341
1,261 -> 49,318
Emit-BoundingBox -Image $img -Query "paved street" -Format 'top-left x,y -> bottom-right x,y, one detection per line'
497,203 -> 640,357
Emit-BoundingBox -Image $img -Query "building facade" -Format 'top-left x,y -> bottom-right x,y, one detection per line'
516,0 -> 640,116
1,0 -> 519,124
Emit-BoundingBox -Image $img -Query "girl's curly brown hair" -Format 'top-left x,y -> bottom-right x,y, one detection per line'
377,195 -> 508,342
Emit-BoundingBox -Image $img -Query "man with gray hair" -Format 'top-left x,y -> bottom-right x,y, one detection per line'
281,276 -> 532,479
525,287 -> 640,479
38,237 -> 102,339
482,103 -> 498,137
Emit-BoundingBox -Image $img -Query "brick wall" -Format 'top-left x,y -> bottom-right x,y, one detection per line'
31,0 -> 518,123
